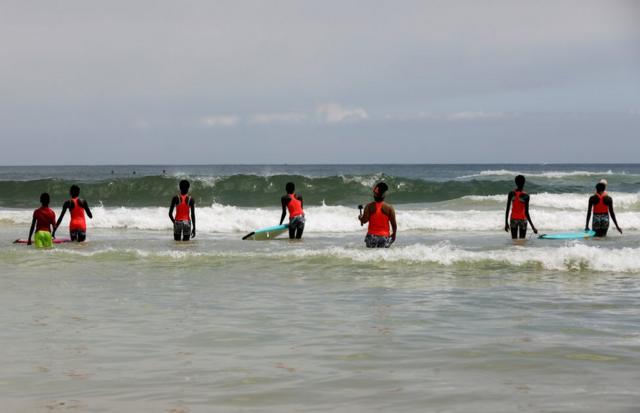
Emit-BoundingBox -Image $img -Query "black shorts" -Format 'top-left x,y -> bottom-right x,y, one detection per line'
510,219 -> 528,232
70,229 -> 86,242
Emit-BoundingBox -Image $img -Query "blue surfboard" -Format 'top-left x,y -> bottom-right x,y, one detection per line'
242,224 -> 289,240
538,230 -> 596,240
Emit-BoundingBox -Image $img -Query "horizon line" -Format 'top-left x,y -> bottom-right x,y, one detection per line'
1,162 -> 640,167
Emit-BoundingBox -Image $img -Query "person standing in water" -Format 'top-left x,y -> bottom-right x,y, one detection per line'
358,182 -> 397,248
585,180 -> 622,237
169,180 -> 196,241
53,185 -> 93,242
27,193 -> 56,248
280,182 -> 305,239
504,175 -> 538,239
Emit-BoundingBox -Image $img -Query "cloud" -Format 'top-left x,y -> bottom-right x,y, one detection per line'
384,111 -> 509,122
316,103 -> 368,123
133,118 -> 150,130
445,111 -> 507,121
248,112 -> 308,124
200,115 -> 240,127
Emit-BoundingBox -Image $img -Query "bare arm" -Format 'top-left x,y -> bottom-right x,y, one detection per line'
524,196 -> 537,234
53,202 -> 69,237
585,197 -> 593,230
608,199 -> 622,234
358,203 -> 373,225
27,215 -> 36,245
279,196 -> 288,225
190,198 -> 196,237
388,205 -> 397,241
82,199 -> 93,219
504,192 -> 513,232
168,197 -> 177,223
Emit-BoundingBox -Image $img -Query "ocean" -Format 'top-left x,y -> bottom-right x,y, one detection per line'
1,164 -> 639,412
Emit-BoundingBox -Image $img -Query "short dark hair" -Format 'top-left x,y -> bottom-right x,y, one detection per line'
40,192 -> 50,206
596,182 -> 606,192
70,185 -> 80,197
373,182 -> 388,201
285,182 -> 295,194
179,180 -> 190,194
515,175 -> 525,188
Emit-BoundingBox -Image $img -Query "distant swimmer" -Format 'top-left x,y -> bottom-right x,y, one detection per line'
27,193 -> 56,248
280,182 -> 305,239
585,181 -> 622,237
504,175 -> 538,239
169,180 -> 196,241
358,182 -> 397,248
53,185 -> 93,242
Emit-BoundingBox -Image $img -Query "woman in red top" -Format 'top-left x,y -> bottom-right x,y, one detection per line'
27,193 -> 56,248
358,182 -> 397,248
54,185 -> 93,242
585,181 -> 622,237
169,180 -> 196,241
280,182 -> 305,239
504,175 -> 538,240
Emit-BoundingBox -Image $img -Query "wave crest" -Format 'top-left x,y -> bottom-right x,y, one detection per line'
22,242 -> 640,273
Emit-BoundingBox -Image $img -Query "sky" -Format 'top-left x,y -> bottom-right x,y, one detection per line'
1,0 -> 639,164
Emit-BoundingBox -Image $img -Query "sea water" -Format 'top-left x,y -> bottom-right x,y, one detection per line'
1,164 -> 639,412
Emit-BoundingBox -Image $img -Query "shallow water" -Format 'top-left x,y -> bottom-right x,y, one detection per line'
2,229 -> 639,412
2,164 -> 640,411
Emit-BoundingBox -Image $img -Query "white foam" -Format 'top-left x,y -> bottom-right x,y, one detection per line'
275,242 -> 640,272
463,192 -> 640,211
44,242 -> 640,273
3,202 -> 640,233
339,174 -> 383,188
459,169 -> 620,179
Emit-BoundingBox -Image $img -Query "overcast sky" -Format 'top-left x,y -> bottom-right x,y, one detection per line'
1,0 -> 639,164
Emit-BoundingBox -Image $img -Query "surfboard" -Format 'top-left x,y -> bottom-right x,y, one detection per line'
13,238 -> 72,244
538,230 -> 596,240
242,224 -> 289,240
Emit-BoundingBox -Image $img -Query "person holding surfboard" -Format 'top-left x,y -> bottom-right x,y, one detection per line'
26,193 -> 57,248
169,180 -> 196,241
53,185 -> 93,242
585,181 -> 622,237
280,182 -> 305,239
504,175 -> 538,239
358,182 -> 397,248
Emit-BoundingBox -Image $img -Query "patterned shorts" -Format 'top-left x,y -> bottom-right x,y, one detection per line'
174,220 -> 192,239
592,214 -> 610,231
510,219 -> 528,232
290,215 -> 306,230
365,234 -> 392,248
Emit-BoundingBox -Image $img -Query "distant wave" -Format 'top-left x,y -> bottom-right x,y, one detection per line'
0,174 -> 543,207
1,172 -> 638,208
